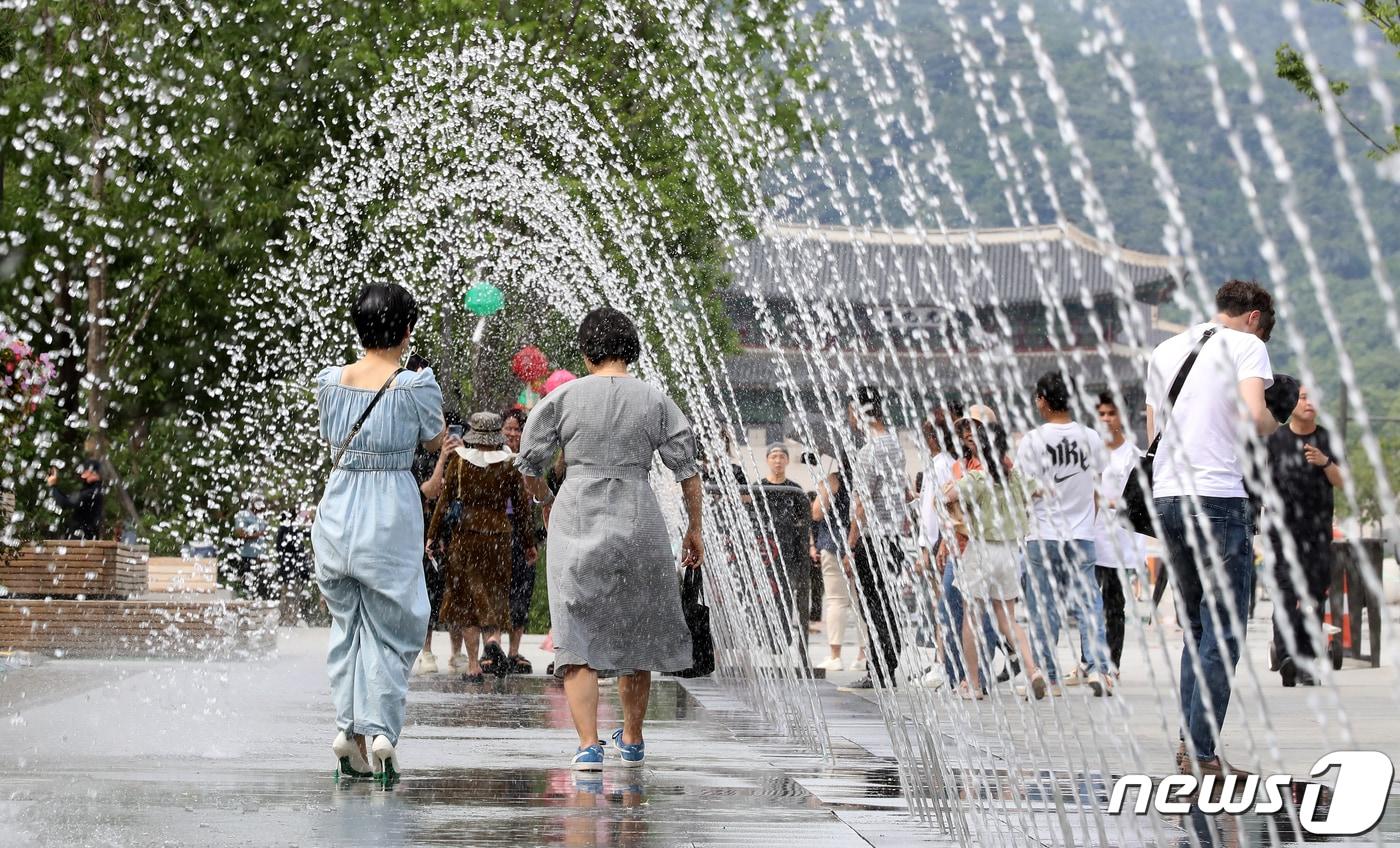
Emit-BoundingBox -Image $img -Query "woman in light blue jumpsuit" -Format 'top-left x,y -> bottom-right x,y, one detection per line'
312,283 -> 446,785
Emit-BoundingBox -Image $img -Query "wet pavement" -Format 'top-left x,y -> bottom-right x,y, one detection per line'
0,629 -> 948,848
4,623 -> 1399,847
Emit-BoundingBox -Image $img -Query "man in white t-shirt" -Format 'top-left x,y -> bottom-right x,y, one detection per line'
1016,371 -> 1112,696
1145,279 -> 1296,778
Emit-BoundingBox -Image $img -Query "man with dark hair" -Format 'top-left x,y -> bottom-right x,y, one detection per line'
1089,391 -> 1146,675
1146,278 -> 1296,777
1265,385 -> 1342,687
843,385 -> 908,689
1017,371 -> 1112,696
46,459 -> 105,540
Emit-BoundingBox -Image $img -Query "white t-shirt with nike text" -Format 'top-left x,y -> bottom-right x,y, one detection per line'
1015,421 -> 1107,542
1145,323 -> 1273,499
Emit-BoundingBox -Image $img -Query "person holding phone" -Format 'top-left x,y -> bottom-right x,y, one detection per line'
46,459 -> 105,540
409,354 -> 465,677
1265,385 -> 1343,687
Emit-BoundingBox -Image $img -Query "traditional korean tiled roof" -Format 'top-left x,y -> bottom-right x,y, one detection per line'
730,222 -> 1181,306
724,347 -> 1145,393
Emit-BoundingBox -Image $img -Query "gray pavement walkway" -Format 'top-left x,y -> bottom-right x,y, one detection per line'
0,628 -> 944,848
3,590 -> 1399,847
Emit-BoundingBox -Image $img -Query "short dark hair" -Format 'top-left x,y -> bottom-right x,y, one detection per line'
77,458 -> 103,477
1215,279 -> 1274,342
1035,371 -> 1070,413
1096,391 -> 1118,410
501,407 -> 528,429
853,385 -> 884,422
353,283 -> 418,350
578,306 -> 641,365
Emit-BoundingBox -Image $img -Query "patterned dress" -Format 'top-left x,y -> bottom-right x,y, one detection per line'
426,449 -> 529,630
516,375 -> 698,677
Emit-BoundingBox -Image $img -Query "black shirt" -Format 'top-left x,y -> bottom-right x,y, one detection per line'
50,482 -> 104,540
1265,425 -> 1335,536
759,478 -> 810,573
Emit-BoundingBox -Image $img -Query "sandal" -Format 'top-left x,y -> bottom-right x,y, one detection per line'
509,654 -> 534,675
956,682 -> 985,701
481,641 -> 510,677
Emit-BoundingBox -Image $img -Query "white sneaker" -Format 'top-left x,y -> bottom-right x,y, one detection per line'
1087,671 -> 1112,697
847,656 -> 867,672
1062,667 -> 1087,687
916,666 -> 946,689
448,653 -> 470,671
412,651 -> 438,676
817,656 -> 844,672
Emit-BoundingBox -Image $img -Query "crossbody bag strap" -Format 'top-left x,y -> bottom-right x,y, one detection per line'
1145,327 -> 1218,462
330,367 -> 405,473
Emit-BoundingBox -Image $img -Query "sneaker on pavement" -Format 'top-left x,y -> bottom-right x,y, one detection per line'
847,657 -> 867,672
448,653 -> 470,672
817,656 -> 844,673
610,729 -> 645,766
915,666 -> 946,689
412,651 -> 438,676
848,674 -> 875,690
1062,668 -> 1087,687
572,744 -> 605,771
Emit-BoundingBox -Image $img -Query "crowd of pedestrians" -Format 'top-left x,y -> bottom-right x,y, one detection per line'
741,279 -> 1329,781
302,277 -> 1336,787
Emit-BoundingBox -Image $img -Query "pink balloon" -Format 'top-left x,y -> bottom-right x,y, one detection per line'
542,369 -> 577,395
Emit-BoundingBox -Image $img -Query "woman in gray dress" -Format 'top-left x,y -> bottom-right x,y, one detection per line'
517,307 -> 704,771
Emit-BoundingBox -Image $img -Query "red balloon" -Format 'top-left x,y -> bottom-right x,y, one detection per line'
511,346 -> 549,382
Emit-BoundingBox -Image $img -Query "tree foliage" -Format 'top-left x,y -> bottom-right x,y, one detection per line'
0,0 -> 824,550
1276,1 -> 1400,159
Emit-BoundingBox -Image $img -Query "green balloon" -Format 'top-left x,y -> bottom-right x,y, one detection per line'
464,282 -> 505,316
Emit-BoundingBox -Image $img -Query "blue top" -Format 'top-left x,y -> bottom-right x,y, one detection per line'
310,366 -> 445,575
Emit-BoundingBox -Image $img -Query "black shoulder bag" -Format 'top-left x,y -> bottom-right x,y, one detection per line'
1120,329 -> 1216,537
329,368 -> 404,473
674,566 -> 715,678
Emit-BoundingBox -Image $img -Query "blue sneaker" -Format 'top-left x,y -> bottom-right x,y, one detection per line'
571,744 -> 604,771
610,729 -> 645,766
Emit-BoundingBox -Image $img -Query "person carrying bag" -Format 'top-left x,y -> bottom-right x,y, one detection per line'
1120,329 -> 1216,537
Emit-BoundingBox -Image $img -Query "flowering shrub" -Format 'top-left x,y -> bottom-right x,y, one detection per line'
0,329 -> 56,440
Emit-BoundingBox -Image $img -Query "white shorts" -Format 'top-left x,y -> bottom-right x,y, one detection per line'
954,540 -> 1023,601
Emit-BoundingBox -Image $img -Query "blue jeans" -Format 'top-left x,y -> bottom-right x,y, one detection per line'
1156,496 -> 1254,762
1021,539 -> 1108,679
940,556 -> 1002,684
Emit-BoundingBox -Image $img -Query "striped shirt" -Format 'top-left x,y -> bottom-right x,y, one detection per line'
856,430 -> 908,531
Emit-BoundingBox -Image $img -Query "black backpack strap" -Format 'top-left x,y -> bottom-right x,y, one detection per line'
1145,328 -> 1217,462
330,367 -> 405,472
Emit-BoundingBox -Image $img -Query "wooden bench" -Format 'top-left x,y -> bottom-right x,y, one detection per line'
146,556 -> 219,593
0,597 -> 277,658
0,540 -> 148,598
